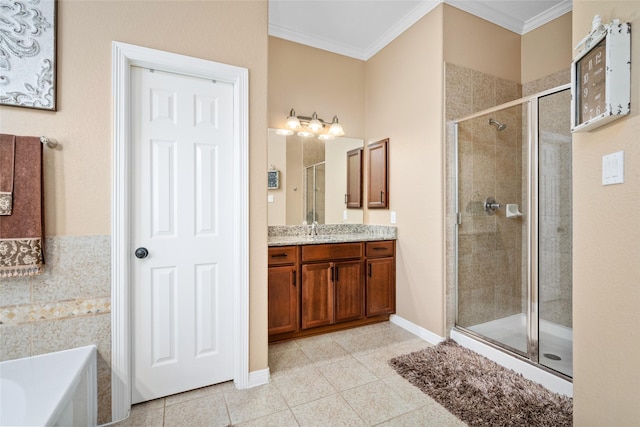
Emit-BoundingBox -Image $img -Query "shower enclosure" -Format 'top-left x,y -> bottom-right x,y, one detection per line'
454,84 -> 572,379
304,162 -> 325,224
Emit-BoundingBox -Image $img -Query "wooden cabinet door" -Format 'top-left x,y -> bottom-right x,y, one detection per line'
367,139 -> 388,209
268,265 -> 298,335
301,262 -> 334,329
346,148 -> 362,208
366,258 -> 395,316
334,260 -> 364,323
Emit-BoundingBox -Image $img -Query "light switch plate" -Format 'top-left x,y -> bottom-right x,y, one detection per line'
268,194 -> 274,203
602,151 -> 624,185
390,211 -> 397,224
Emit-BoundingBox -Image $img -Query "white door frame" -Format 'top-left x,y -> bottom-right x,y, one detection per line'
111,41 -> 249,421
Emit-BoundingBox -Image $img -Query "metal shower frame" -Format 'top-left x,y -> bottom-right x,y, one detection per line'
452,83 -> 572,380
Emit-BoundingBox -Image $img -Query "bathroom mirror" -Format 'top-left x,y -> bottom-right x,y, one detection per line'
267,129 -> 364,225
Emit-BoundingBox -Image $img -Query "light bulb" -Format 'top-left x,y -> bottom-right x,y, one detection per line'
308,112 -> 323,133
297,131 -> 314,138
285,109 -> 300,130
276,129 -> 294,136
329,116 -> 344,136
318,134 -> 335,140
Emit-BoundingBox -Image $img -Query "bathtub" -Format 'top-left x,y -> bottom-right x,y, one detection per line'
0,345 -> 97,427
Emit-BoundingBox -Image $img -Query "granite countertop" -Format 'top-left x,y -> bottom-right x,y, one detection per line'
268,224 -> 397,247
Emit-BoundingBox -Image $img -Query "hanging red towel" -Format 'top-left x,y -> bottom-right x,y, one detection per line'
0,134 -> 45,277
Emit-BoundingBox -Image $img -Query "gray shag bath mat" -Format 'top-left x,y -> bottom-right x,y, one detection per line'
389,339 -> 572,426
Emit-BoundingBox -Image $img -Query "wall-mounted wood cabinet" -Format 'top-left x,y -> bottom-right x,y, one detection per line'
346,148 -> 362,208
367,139 -> 388,209
269,240 -> 395,342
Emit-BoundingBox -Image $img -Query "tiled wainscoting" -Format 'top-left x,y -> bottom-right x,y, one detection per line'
0,235 -> 112,424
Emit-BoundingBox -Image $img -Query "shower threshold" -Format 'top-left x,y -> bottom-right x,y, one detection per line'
451,326 -> 573,397
465,313 -> 573,378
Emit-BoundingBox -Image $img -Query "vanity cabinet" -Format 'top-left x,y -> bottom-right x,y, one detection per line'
269,240 -> 395,342
301,262 -> 333,329
301,243 -> 364,329
268,246 -> 299,335
365,241 -> 396,316
333,260 -> 365,323
367,139 -> 388,209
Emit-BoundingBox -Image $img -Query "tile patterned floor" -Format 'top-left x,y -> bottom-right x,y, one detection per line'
114,322 -> 465,426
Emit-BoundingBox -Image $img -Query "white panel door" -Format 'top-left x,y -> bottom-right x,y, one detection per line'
131,67 -> 234,403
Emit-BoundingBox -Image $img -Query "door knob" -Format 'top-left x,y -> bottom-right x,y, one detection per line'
135,247 -> 149,259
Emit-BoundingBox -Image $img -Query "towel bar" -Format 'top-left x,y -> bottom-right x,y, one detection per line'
40,136 -> 58,148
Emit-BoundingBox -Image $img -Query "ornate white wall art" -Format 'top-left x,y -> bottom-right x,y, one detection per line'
0,0 -> 56,110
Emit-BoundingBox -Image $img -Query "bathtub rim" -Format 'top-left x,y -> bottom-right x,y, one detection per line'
0,344 -> 97,427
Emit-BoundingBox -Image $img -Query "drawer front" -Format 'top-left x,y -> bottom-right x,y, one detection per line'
268,246 -> 298,266
301,242 -> 363,262
365,240 -> 395,258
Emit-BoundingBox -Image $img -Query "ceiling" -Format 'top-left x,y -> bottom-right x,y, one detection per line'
268,0 -> 572,60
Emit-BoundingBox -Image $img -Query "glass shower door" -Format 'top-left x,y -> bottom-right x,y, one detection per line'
455,103 -> 529,355
304,162 -> 326,224
537,89 -> 573,377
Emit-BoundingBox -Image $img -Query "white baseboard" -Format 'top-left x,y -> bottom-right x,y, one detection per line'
390,314 -> 444,345
451,329 -> 573,397
246,368 -> 270,388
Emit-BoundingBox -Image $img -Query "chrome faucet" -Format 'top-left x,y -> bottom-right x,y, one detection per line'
309,221 -> 318,236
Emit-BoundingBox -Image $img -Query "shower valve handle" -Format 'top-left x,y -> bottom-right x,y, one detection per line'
484,197 -> 501,215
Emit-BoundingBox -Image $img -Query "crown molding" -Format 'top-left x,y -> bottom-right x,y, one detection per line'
363,1 -> 441,60
446,0 -> 572,35
269,23 -> 369,60
269,0 -> 573,60
522,1 -> 572,34
445,0 -> 523,34
269,1 -> 441,61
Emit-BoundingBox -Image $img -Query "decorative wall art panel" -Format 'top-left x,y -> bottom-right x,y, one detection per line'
0,0 -> 57,110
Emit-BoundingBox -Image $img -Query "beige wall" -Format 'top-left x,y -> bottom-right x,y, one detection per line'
267,130 -> 287,225
521,12 -> 572,84
365,5 -> 445,335
325,137 -> 365,224
268,37 -> 366,138
443,4 -> 521,83
0,2 -> 269,421
572,1 -> 640,424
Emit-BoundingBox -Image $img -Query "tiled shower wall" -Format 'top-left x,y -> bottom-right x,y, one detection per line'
0,235 -> 112,424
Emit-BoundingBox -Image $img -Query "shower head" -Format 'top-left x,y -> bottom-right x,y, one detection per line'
489,118 -> 507,131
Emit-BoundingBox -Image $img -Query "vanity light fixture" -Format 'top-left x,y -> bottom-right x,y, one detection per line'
285,109 -> 301,130
328,116 -> 344,136
280,108 -> 345,139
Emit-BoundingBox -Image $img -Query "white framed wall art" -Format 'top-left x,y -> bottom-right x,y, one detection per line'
0,0 -> 57,110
